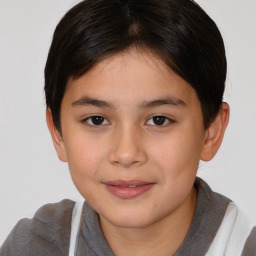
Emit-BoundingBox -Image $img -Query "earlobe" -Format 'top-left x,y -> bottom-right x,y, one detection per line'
200,103 -> 230,161
46,108 -> 67,162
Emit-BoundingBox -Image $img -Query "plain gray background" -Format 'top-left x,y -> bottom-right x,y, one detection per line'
0,0 -> 256,244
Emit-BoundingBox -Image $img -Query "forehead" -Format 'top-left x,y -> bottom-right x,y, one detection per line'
63,49 -> 199,109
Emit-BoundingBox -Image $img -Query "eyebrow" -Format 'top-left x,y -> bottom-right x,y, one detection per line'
71,96 -> 186,109
138,97 -> 187,108
72,96 -> 114,108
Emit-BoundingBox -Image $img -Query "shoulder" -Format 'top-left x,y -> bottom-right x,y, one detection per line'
34,198 -> 75,227
0,199 -> 75,256
206,201 -> 256,255
242,226 -> 256,256
195,178 -> 256,255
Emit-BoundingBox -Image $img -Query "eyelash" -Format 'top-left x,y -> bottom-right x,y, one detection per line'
82,115 -> 175,127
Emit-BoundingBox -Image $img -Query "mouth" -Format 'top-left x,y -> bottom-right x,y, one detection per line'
103,180 -> 155,199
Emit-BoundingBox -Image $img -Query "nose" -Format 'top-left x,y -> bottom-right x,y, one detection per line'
108,125 -> 147,168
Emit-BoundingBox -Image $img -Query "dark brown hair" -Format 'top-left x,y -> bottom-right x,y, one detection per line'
44,0 -> 226,131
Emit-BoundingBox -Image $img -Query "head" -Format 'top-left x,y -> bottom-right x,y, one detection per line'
45,0 -> 229,230
45,0 -> 227,132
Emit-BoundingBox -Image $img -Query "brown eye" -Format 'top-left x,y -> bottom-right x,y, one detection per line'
146,116 -> 173,126
152,116 -> 166,125
85,116 -> 109,126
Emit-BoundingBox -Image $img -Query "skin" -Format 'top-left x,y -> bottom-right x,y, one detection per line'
47,48 -> 229,255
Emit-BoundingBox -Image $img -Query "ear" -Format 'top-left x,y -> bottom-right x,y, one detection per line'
46,108 -> 67,162
200,103 -> 230,161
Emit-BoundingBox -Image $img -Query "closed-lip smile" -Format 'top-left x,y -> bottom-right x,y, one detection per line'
103,180 -> 155,199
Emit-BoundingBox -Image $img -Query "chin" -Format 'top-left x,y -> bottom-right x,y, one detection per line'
100,208 -> 158,229
109,218 -> 151,229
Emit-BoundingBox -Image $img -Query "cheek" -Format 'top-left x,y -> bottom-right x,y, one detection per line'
64,137 -> 106,180
151,129 -> 203,176
64,138 -> 106,201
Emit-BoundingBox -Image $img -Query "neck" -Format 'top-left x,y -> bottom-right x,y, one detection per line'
100,187 -> 197,256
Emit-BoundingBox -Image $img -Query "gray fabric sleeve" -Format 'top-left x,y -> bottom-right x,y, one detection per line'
0,199 -> 74,256
0,218 -> 31,256
241,227 -> 256,256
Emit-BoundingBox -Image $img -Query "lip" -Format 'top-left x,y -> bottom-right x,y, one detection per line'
103,180 -> 155,199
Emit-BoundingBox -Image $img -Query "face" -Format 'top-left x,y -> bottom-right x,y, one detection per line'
55,49 -> 208,229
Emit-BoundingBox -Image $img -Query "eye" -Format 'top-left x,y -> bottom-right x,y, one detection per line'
146,116 -> 173,126
83,115 -> 110,126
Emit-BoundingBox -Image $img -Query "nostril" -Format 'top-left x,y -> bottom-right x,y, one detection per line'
108,146 -> 147,167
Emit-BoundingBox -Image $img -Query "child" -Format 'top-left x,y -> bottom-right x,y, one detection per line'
1,0 -> 255,255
